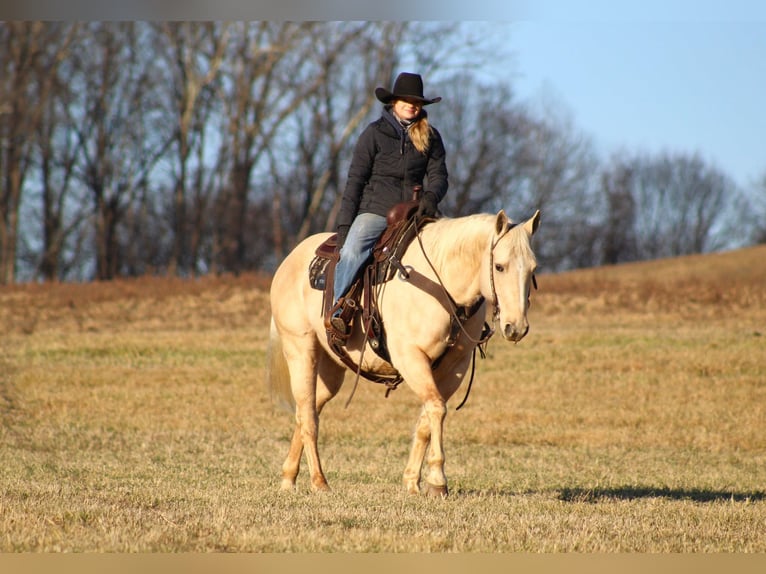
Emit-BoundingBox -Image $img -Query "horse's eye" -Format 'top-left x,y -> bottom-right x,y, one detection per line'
495,264 -> 504,273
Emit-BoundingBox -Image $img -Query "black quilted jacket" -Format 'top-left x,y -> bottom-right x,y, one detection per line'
336,106 -> 448,230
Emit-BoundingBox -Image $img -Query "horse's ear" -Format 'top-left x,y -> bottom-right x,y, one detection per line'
495,210 -> 509,235
523,210 -> 541,236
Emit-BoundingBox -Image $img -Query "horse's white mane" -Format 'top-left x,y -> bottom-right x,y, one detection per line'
420,213 -> 535,270
418,215 -> 488,269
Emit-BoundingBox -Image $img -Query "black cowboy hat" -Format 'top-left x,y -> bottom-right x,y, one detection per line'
375,72 -> 442,106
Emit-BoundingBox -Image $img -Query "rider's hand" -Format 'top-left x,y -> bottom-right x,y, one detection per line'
416,191 -> 438,219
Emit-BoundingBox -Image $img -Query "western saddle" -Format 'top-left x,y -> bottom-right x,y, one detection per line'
308,189 -> 428,386
308,188 -> 491,399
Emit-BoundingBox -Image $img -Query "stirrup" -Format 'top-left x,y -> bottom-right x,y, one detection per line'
330,316 -> 348,338
325,298 -> 350,343
327,316 -> 350,347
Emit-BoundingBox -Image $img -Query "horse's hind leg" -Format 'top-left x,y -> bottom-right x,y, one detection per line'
281,422 -> 304,490
278,334 -> 328,492
281,346 -> 345,492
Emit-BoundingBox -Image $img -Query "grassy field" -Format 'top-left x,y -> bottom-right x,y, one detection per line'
1,246 -> 765,552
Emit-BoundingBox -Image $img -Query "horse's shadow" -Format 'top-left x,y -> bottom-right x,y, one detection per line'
456,486 -> 766,503
558,486 -> 766,504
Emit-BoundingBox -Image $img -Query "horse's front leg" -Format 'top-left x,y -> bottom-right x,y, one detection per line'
403,400 -> 450,497
421,397 -> 449,497
403,407 -> 430,495
400,348 -> 471,497
397,348 -> 452,497
403,401 -> 449,496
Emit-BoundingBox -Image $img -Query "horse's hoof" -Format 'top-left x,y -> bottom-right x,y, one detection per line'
404,481 -> 420,496
311,481 -> 331,493
423,482 -> 449,498
280,478 -> 296,491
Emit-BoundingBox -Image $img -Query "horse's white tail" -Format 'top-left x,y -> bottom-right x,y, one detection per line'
266,317 -> 295,413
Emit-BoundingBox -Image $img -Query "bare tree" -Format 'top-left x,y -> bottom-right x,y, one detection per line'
608,151 -> 737,260
435,76 -> 531,215
0,22 -> 60,284
212,22 -> 388,273
282,23 -> 410,247
599,163 -> 638,265
212,22 -> 474,272
749,173 -> 766,244
437,80 -> 600,270
594,151 -> 747,265
26,24 -> 85,282
66,23 -> 170,280
4,22 -> 757,283
153,22 -> 229,277
211,23 -> 308,273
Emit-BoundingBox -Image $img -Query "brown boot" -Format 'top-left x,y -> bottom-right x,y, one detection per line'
325,295 -> 355,345
330,315 -> 348,338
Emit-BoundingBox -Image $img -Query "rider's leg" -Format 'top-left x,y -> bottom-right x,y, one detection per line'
331,213 -> 387,335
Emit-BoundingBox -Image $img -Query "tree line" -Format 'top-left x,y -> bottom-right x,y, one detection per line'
1,21 -> 762,284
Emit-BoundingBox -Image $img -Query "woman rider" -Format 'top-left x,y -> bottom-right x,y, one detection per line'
329,72 -> 448,340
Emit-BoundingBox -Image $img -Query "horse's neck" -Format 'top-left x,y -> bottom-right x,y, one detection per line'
423,218 -> 488,307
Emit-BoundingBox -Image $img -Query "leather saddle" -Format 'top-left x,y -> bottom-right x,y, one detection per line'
309,199 -> 424,292
308,195 -> 434,382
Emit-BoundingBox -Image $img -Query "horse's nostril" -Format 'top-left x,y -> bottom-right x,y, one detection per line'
504,323 -> 529,341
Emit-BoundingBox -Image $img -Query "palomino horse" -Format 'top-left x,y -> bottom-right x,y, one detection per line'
267,209 -> 540,496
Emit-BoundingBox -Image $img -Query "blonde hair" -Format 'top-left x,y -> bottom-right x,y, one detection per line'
409,116 -> 432,154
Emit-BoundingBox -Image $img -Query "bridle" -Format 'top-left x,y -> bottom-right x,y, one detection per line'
411,219 -> 537,410
487,222 -> 514,328
341,217 -> 537,410
413,219 -> 536,348
487,221 -> 538,327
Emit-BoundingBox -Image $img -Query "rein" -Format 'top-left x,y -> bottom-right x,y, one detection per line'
413,219 -> 512,348
487,222 -> 515,328
411,219 -> 508,410
339,217 -> 526,411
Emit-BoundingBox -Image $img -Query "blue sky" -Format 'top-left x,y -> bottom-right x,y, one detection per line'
495,2 -> 766,188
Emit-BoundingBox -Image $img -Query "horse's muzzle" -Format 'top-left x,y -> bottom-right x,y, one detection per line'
502,322 -> 529,342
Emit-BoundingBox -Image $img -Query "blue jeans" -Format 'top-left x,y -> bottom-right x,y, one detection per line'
333,212 -> 388,305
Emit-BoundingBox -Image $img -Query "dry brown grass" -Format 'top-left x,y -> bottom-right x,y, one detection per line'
1,248 -> 765,552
